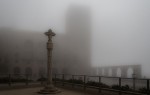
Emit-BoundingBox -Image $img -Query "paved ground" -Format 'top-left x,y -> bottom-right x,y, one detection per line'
0,87 -> 101,95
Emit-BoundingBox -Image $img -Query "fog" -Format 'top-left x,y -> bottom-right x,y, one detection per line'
0,0 -> 150,78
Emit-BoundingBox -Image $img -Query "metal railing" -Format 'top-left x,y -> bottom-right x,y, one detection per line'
54,74 -> 150,95
0,73 -> 149,95
0,74 -> 45,87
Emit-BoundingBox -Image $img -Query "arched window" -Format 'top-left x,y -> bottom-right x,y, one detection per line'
52,68 -> 58,74
14,67 -> 21,75
24,40 -> 33,47
96,68 -> 99,75
127,68 -> 134,78
25,67 -> 32,75
116,68 -> 121,77
102,69 -> 104,76
108,68 -> 112,76
62,68 -> 69,74
39,67 -> 46,77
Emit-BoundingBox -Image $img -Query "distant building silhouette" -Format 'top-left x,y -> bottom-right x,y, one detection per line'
0,29 -> 47,80
92,65 -> 142,78
53,5 -> 91,75
0,5 -> 143,79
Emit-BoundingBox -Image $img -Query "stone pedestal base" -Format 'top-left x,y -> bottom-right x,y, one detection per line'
38,85 -> 61,94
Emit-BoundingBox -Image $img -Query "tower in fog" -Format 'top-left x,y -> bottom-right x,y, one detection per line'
63,5 -> 91,75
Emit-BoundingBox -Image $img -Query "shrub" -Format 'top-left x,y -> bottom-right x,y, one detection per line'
112,85 -> 131,91
86,81 -> 99,87
112,85 -> 121,90
121,85 -> 130,91
37,77 -> 47,81
0,77 -> 31,83
138,87 -> 149,94
86,81 -> 109,88
71,79 -> 83,84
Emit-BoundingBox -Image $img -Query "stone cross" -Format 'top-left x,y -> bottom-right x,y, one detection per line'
39,29 -> 60,94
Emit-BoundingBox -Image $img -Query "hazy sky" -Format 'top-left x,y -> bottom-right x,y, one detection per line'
0,0 -> 150,77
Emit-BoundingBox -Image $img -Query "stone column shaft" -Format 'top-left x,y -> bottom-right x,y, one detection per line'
47,42 -> 53,85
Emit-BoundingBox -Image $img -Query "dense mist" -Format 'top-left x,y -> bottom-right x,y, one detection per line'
0,0 -> 150,78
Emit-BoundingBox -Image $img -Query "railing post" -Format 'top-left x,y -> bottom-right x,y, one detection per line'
84,75 -> 86,91
99,76 -> 101,93
26,74 -> 28,85
62,74 -> 64,86
8,74 -> 11,86
40,75 -> 43,85
54,74 -> 56,85
147,79 -> 149,95
72,75 -> 74,88
133,77 -> 136,90
119,77 -> 122,95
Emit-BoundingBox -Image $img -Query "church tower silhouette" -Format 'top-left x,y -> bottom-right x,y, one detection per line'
63,5 -> 92,75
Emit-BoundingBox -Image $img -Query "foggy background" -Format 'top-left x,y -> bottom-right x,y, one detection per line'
0,0 -> 150,78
